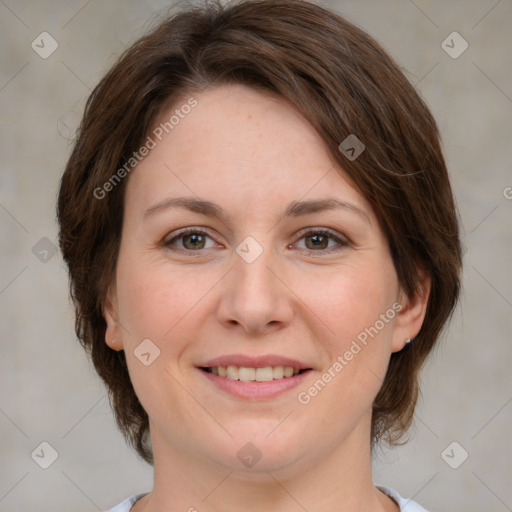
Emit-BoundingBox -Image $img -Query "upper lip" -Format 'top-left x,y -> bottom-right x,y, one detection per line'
199,354 -> 312,370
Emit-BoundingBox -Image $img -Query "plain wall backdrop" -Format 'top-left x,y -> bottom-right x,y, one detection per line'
1,0 -> 511,511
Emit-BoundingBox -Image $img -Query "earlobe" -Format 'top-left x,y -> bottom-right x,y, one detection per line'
103,289 -> 124,351
391,271 -> 431,353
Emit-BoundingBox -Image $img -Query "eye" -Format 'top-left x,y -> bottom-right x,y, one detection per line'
164,228 -> 218,251
293,228 -> 348,253
163,227 -> 348,254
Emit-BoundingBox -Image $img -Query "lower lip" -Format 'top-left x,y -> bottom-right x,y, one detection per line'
198,369 -> 313,400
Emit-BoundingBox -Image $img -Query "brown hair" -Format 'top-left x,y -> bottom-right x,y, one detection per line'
57,0 -> 462,464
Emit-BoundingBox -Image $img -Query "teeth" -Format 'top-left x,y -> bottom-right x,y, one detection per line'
283,366 -> 294,378
227,365 -> 238,380
238,367 -> 255,381
209,365 -> 303,381
273,365 -> 284,379
255,367 -> 273,382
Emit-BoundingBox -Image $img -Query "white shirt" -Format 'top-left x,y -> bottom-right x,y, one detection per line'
105,487 -> 428,511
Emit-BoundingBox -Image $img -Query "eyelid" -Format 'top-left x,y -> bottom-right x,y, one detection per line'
294,227 -> 349,244
164,226 -> 212,241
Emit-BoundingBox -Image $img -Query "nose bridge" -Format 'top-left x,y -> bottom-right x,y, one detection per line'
217,235 -> 293,333
236,245 -> 275,294
234,236 -> 279,303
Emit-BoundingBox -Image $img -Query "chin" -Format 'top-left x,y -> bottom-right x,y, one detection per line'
205,423 -> 306,474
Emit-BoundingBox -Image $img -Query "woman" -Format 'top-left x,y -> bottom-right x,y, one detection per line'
57,0 -> 462,510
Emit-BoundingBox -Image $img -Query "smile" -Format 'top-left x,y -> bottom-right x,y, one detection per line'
197,355 -> 314,399
201,365 -> 308,381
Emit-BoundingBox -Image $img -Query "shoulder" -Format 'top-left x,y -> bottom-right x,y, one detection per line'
377,485 -> 430,511
104,493 -> 147,512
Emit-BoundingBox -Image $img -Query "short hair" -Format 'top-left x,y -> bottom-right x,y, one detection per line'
57,0 -> 462,464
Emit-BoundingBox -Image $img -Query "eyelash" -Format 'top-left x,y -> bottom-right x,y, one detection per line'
163,227 -> 349,256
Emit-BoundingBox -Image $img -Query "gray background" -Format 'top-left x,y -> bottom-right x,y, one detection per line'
1,0 -> 511,511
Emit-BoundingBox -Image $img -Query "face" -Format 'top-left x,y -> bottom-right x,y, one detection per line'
105,83 -> 427,477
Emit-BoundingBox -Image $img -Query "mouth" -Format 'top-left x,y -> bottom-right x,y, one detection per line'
196,355 -> 314,399
199,365 -> 311,381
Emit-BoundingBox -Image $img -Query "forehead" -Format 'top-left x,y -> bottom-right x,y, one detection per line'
125,83 -> 372,218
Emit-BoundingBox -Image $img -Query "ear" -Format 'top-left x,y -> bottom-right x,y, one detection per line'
391,269 -> 431,353
103,285 -> 124,352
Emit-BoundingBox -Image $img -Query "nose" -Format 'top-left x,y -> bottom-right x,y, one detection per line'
216,244 -> 294,336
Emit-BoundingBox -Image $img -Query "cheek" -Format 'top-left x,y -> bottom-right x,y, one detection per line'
116,254 -> 212,341
301,262 -> 397,342
113,258 -> 198,417
297,261 -> 398,404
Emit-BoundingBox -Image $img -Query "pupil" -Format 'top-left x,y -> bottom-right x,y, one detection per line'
307,234 -> 328,250
184,234 -> 204,250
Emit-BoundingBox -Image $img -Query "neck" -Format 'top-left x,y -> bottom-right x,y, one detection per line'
132,420 -> 398,512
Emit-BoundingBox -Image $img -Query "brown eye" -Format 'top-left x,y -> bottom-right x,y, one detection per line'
182,233 -> 206,250
165,229 -> 216,252
305,233 -> 330,250
294,229 -> 348,253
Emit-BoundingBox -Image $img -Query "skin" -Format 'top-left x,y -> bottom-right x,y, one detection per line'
104,83 -> 430,512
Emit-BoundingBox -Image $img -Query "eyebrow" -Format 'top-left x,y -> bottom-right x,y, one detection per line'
143,196 -> 370,224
